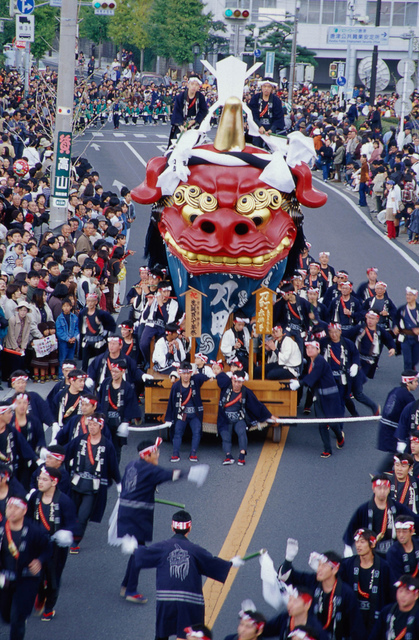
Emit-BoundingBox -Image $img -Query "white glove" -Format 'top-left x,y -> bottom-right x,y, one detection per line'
349,364 -> 358,378
285,538 -> 299,562
187,464 -> 209,488
36,458 -> 44,467
121,534 -> 138,555
0,574 -> 5,589
240,599 -> 256,613
39,447 -> 48,461
116,483 -> 122,494
230,555 -> 245,568
85,377 -> 95,389
116,422 -> 129,437
142,373 -> 154,381
308,552 -> 322,572
289,379 -> 300,391
51,529 -> 74,547
161,421 -> 172,429
344,544 -> 354,557
397,441 -> 407,453
51,422 -> 61,439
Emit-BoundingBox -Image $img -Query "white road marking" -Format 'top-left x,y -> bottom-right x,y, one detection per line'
134,134 -> 146,138
92,132 -> 104,137
316,178 -> 419,272
113,132 -> 126,137
124,141 -> 147,167
155,134 -> 167,139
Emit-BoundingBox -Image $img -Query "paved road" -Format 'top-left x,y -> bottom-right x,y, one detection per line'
2,122 -> 419,640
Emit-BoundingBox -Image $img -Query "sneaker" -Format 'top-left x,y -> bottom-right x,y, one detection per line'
126,593 -> 148,604
223,455 -> 235,465
170,455 -> 180,463
303,407 -> 311,414
120,586 -> 126,597
321,451 -> 332,458
374,405 -> 381,416
237,453 -> 246,466
69,546 -> 80,554
189,453 -> 198,462
34,594 -> 46,615
336,431 -> 345,449
41,610 -> 55,621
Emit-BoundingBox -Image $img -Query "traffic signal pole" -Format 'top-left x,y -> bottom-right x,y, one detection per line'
49,0 -> 77,229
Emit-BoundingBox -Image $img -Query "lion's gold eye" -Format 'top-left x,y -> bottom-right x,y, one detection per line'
174,187 -> 187,205
184,185 -> 202,207
247,208 -> 271,227
267,188 -> 283,210
253,188 -> 270,208
199,193 -> 217,212
236,194 -> 256,215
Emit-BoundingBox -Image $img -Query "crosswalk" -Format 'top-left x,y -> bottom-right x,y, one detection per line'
91,131 -> 163,140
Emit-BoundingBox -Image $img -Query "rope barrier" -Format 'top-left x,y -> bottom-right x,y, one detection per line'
128,415 -> 382,431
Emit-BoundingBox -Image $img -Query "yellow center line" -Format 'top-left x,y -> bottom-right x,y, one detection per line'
203,429 -> 289,628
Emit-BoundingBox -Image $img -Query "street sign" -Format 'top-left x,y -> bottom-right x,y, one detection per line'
396,78 -> 414,95
265,51 -> 275,77
16,0 -> 34,14
327,26 -> 389,46
330,85 -> 338,96
254,48 -> 261,58
49,0 -> 62,6
394,97 -> 413,117
52,130 -> 72,206
94,8 -> 114,14
15,14 -> 34,41
397,57 -> 415,77
14,39 -> 26,48
337,76 -> 346,86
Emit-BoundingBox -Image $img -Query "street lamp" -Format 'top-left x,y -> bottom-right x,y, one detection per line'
289,0 -> 301,111
193,43 -> 200,74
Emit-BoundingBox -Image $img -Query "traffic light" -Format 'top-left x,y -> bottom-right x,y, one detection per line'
92,0 -> 116,14
224,8 -> 250,19
329,62 -> 338,79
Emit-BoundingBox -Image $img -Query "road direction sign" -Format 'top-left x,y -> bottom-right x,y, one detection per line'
16,0 -> 34,14
15,14 -> 34,41
337,76 -> 346,86
327,26 -> 389,46
394,97 -> 413,117
254,48 -> 261,58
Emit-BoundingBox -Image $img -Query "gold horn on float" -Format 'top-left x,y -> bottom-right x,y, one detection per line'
213,96 -> 245,152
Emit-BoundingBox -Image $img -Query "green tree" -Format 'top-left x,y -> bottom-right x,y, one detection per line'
79,7 -> 110,67
202,19 -> 229,58
245,21 -> 316,76
147,0 -> 211,66
106,0 -> 152,69
31,5 -> 59,61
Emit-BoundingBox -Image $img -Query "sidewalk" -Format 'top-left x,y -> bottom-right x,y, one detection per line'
313,171 -> 419,266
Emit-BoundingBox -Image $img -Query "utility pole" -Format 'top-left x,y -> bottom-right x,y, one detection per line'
368,0 -> 382,105
288,0 -> 300,111
49,0 -> 77,228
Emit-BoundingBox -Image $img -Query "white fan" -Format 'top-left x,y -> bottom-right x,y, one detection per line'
358,56 -> 390,92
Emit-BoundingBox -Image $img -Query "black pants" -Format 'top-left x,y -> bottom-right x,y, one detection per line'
254,363 -> 296,380
38,545 -> 69,613
121,541 -> 145,594
71,490 -> 97,542
314,400 -> 343,454
0,577 -> 40,640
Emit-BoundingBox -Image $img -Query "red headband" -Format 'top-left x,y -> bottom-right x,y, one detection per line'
139,437 -> 162,459
172,518 -> 192,530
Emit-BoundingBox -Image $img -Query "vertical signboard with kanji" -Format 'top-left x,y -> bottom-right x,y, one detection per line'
254,287 -> 274,380
182,287 -> 206,361
51,130 -> 72,209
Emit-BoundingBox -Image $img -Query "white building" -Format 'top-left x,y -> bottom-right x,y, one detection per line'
205,0 -> 419,91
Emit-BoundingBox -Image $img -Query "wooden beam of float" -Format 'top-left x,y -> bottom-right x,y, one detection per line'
252,287 -> 275,381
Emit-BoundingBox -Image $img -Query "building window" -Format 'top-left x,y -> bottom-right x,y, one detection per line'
366,0 -> 391,25
392,1 -> 418,25
321,0 -> 347,24
299,0 -> 321,23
